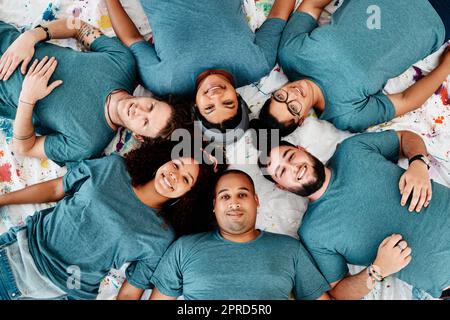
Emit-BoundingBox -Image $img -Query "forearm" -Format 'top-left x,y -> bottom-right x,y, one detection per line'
267,0 -> 297,21
12,100 -> 38,154
0,177 -> 64,206
105,0 -> 143,46
297,0 -> 333,20
117,280 -> 145,300
391,64 -> 450,117
329,270 -> 372,300
397,130 -> 428,159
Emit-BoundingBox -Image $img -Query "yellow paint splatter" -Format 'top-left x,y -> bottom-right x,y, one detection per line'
98,15 -> 112,29
40,159 -> 49,169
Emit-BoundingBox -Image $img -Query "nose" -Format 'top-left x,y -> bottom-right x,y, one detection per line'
228,202 -> 241,210
169,171 -> 178,184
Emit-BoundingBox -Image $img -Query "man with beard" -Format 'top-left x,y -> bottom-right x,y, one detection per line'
148,170 -> 330,300
259,130 -> 450,299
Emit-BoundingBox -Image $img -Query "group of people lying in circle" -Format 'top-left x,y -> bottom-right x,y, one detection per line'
0,0 -> 449,300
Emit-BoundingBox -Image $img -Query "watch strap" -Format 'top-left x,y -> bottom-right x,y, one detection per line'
35,24 -> 51,42
408,154 -> 430,169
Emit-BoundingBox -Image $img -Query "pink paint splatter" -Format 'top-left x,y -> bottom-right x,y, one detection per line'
0,163 -> 12,182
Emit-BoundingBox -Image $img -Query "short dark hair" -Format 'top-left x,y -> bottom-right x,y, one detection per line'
194,95 -> 246,133
143,95 -> 194,143
258,98 -> 298,137
216,169 -> 256,194
257,140 -> 297,184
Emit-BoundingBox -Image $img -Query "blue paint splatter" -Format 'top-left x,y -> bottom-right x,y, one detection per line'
42,3 -> 56,21
0,118 -> 13,143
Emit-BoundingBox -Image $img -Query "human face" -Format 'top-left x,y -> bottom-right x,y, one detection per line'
266,145 -> 326,197
195,74 -> 238,124
268,80 -> 314,127
154,157 -> 200,199
214,173 -> 259,235
117,96 -> 173,139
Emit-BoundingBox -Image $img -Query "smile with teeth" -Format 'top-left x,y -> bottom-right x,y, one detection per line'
226,211 -> 244,218
296,164 -> 307,181
162,173 -> 174,190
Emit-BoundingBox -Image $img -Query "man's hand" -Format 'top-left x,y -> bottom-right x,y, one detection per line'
399,161 -> 432,213
373,234 -> 412,278
19,56 -> 63,105
0,29 -> 45,81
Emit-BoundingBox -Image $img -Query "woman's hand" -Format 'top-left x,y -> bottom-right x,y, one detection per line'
373,234 -> 412,278
19,56 -> 63,105
0,29 -> 43,80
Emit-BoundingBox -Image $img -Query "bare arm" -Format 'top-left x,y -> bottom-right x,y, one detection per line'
267,0 -> 297,21
105,0 -> 144,47
297,0 -> 333,20
0,177 -> 64,206
329,234 -> 412,300
117,280 -> 145,300
149,287 -> 177,300
388,47 -> 450,117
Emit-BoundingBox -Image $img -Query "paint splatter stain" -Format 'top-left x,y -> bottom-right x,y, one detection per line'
0,150 -> 4,158
72,7 -> 82,18
16,169 -> 20,177
97,15 -> 112,29
40,159 -> 49,169
438,85 -> 449,105
433,116 -> 445,124
42,3 -> 57,21
412,66 -> 424,82
0,163 -> 12,182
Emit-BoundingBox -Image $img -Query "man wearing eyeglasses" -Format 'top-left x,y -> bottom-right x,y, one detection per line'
257,0 -> 450,136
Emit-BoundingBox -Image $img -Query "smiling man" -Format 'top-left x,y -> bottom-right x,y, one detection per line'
260,130 -> 450,299
148,170 -> 330,300
0,19 -> 190,164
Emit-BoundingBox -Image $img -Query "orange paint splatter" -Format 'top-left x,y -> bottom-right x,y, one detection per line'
16,169 -> 20,177
440,86 -> 449,105
0,163 -> 12,182
433,116 -> 445,124
0,150 -> 4,157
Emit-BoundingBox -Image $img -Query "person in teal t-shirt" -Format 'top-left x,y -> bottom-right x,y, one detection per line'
258,0 -> 450,135
149,170 -> 330,300
0,140 -> 223,300
105,0 -> 296,143
260,130 -> 450,299
0,19 -> 191,164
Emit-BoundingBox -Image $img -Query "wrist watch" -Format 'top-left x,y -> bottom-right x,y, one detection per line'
34,24 -> 51,42
408,154 -> 431,170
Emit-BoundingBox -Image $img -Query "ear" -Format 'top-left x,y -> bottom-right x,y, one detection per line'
133,134 -> 145,142
254,194 -> 260,208
298,117 -> 305,126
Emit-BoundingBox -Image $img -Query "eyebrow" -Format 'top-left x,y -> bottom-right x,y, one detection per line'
217,189 -> 228,195
217,187 -> 250,195
179,159 -> 195,183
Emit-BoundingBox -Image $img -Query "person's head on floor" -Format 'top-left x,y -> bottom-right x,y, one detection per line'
213,170 -> 260,242
117,94 -> 193,143
258,80 -> 317,137
125,138 -> 227,236
258,139 -> 326,198
193,70 -> 250,144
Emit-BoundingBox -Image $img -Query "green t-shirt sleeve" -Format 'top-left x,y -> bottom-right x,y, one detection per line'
332,92 -> 396,132
125,255 -> 163,290
341,131 -> 400,163
254,18 -> 287,68
280,11 -> 318,51
294,242 -> 331,300
44,133 -> 97,164
150,240 -> 183,298
62,160 -> 91,195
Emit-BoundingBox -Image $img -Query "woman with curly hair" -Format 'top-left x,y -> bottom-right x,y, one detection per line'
0,140 -> 226,300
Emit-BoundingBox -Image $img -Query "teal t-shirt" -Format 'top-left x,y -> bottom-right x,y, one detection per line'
25,154 -> 175,299
0,22 -> 137,164
151,230 -> 330,300
278,0 -> 446,132
130,0 -> 286,96
299,131 -> 450,298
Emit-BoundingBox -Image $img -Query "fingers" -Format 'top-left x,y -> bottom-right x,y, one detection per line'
21,56 -> 32,75
400,183 -> 413,207
0,56 -> 13,80
408,185 -> 421,212
424,185 -> 432,208
384,234 -> 403,248
28,59 -> 39,75
400,247 -> 412,259
3,57 -> 20,81
46,79 -> 63,95
398,175 -> 406,195
32,56 -> 49,74
414,188 -> 427,213
43,59 -> 58,79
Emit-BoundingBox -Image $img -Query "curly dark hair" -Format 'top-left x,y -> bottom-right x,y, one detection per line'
258,97 -> 298,137
124,138 -> 227,237
142,95 -> 194,143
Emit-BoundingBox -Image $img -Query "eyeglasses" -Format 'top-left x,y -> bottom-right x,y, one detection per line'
272,89 -> 302,119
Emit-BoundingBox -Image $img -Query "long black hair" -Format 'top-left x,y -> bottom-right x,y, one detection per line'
124,138 -> 227,237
